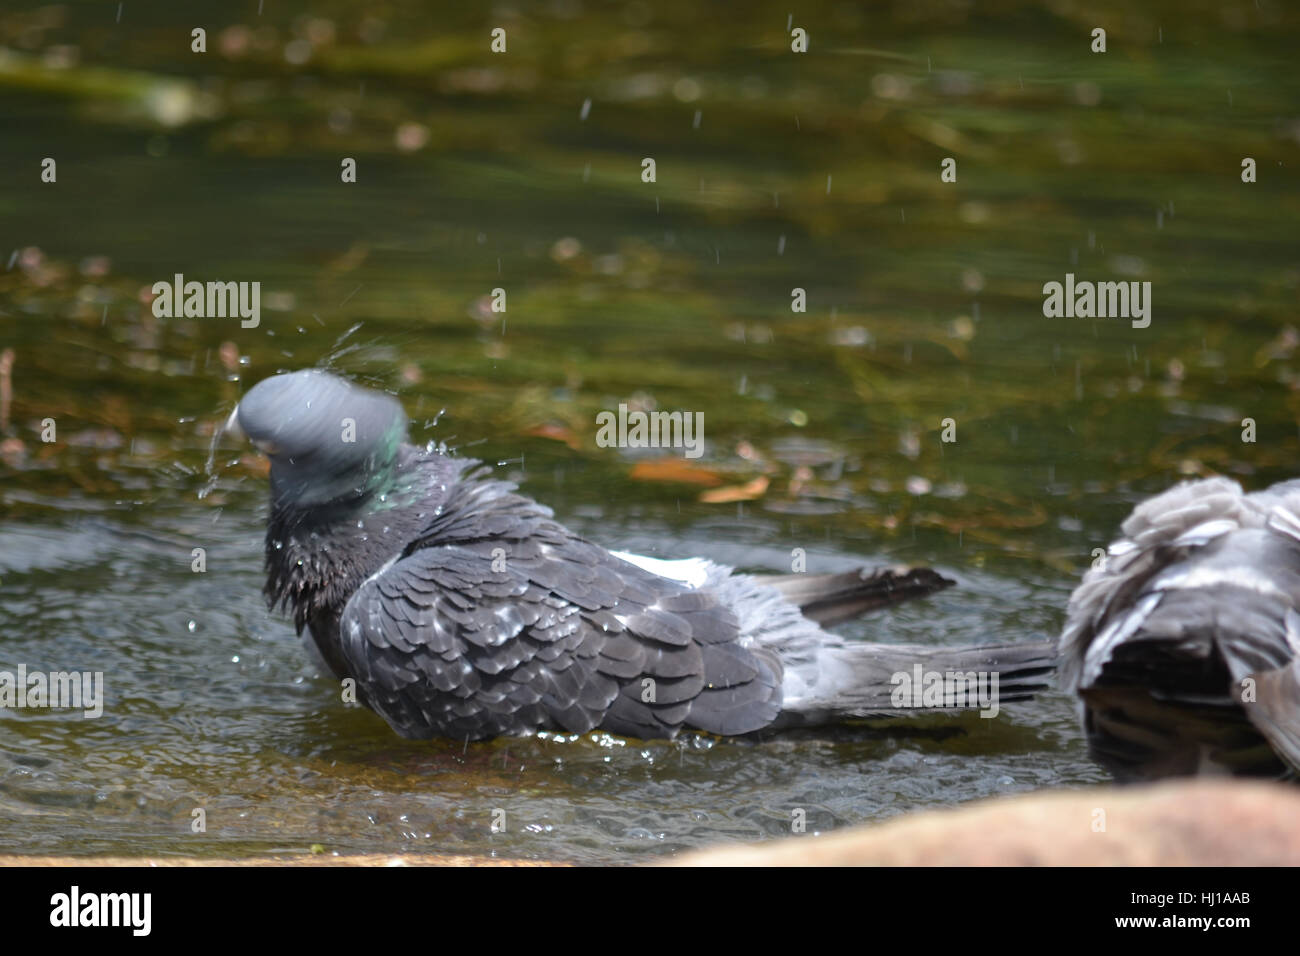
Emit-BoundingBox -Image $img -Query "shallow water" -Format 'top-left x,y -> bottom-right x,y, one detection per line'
0,0 -> 1297,862
0,512 -> 1099,862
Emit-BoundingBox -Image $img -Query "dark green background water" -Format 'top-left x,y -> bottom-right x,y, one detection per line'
0,0 -> 1296,862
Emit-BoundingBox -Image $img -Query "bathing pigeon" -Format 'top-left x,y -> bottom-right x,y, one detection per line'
226,369 -> 1055,742
1060,476 -> 1300,781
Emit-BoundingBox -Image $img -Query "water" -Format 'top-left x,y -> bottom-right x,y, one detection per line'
0,513 -> 1098,862
0,0 -> 1297,862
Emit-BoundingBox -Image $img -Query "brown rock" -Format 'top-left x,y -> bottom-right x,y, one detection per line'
670,780 -> 1300,866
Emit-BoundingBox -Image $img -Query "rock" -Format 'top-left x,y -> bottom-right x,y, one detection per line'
670,779 -> 1300,866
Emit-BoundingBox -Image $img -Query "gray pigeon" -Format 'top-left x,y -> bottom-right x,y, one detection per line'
226,369 -> 1055,742
1060,476 -> 1300,781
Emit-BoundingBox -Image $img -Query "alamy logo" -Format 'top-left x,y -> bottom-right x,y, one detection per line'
151,273 -> 260,328
50,886 -> 151,936
890,665 -> 1001,718
0,665 -> 103,718
595,404 -> 704,459
1042,273 -> 1151,328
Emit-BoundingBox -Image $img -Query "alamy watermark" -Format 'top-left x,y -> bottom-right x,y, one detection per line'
50,886 -> 150,936
1042,273 -> 1151,328
890,665 -> 1001,718
595,403 -> 704,459
0,665 -> 104,718
151,273 -> 260,328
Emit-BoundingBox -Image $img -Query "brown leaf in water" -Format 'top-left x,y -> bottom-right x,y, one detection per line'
699,475 -> 769,503
630,458 -> 725,486
524,423 -> 581,449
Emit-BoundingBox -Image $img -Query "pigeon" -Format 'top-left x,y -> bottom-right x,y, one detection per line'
225,369 -> 1056,742
1060,476 -> 1300,781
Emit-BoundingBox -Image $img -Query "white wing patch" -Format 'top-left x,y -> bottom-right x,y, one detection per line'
610,551 -> 713,589
1171,518 -> 1239,548
1150,565 -> 1288,600
1266,506 -> 1300,544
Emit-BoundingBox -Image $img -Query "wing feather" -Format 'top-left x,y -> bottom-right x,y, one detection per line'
336,473 -> 783,739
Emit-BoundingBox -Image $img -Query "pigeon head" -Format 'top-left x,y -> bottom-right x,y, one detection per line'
229,369 -> 408,508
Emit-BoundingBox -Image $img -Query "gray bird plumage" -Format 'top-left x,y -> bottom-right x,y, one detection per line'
232,369 -> 1055,742
1059,476 -> 1300,781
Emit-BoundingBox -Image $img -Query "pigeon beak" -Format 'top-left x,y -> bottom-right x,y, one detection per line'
222,407 -> 246,443
223,405 -> 280,455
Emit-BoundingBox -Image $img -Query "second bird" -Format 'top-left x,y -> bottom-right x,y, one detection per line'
1060,476 -> 1300,781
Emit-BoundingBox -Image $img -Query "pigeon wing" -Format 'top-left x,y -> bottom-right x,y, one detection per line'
337,475 -> 782,741
1060,477 -> 1258,692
